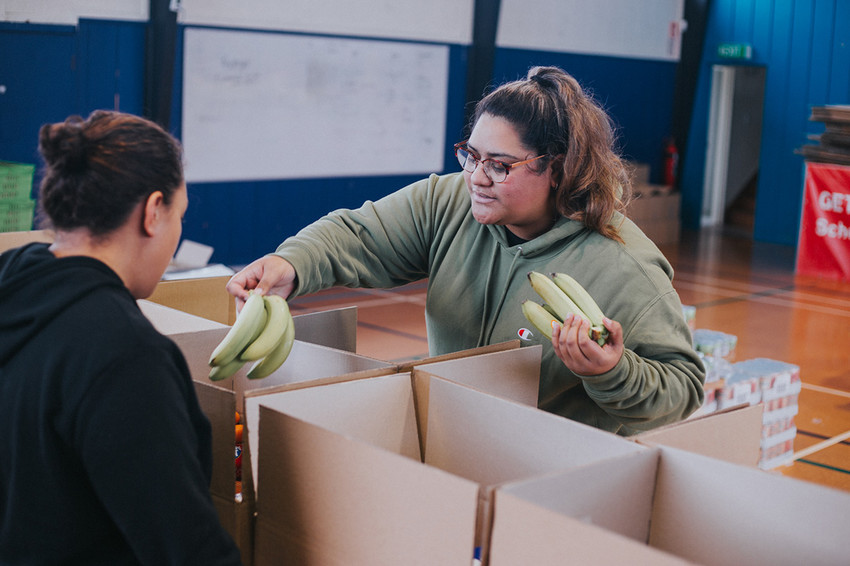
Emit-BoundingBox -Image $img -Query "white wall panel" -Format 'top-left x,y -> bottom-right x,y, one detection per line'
1,0 -> 148,24
496,0 -> 685,61
178,0 -> 474,45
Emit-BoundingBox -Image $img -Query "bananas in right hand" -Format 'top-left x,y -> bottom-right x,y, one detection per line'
524,271 -> 609,346
208,292 -> 295,381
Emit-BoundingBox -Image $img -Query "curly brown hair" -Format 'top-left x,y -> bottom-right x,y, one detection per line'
470,66 -> 632,242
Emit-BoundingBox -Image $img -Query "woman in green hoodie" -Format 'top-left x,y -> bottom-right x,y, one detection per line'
227,65 -> 705,435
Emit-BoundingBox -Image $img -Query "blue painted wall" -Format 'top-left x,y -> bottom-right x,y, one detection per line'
680,0 -> 850,245
0,19 -> 146,201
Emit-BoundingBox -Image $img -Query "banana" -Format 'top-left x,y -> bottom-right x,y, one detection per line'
247,308 -> 295,380
209,358 -> 245,381
239,295 -> 290,361
521,300 -> 558,339
551,272 -> 605,327
527,271 -> 585,322
526,271 -> 609,346
209,291 -> 267,367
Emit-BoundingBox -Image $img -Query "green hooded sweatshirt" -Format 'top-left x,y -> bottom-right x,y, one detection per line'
276,172 -> 705,434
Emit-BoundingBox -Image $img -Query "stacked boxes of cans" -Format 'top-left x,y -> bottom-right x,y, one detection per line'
686,319 -> 738,418
724,359 -> 801,470
682,308 -> 799,469
693,328 -> 738,360
0,161 -> 36,232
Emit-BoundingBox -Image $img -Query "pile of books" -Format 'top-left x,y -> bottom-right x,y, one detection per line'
798,105 -> 850,165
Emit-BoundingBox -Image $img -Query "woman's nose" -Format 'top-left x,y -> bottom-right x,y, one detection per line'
470,161 -> 493,185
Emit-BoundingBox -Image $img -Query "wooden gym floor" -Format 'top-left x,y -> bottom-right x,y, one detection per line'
286,227 -> 850,493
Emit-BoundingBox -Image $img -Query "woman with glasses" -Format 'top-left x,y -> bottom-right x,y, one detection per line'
227,66 -> 705,435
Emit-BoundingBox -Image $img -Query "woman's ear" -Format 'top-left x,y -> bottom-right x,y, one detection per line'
141,191 -> 165,237
548,155 -> 564,190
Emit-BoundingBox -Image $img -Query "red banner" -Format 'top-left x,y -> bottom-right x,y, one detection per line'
795,162 -> 850,280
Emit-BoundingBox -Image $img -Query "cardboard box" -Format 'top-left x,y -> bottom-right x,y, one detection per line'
289,305 -> 358,352
625,160 -> 651,186
489,445 -> 850,565
138,300 -> 396,565
411,343 -> 540,407
147,275 -> 236,325
633,403 -> 764,467
141,299 -> 769,564
627,188 -> 682,245
246,373 -> 647,565
0,229 -> 53,253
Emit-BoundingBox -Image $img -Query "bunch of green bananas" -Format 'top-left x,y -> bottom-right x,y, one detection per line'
522,271 -> 609,346
208,291 -> 296,381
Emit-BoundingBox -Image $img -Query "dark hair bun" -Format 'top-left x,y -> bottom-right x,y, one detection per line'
38,116 -> 88,174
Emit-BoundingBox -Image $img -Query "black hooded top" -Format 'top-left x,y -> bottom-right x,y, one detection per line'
0,243 -> 241,565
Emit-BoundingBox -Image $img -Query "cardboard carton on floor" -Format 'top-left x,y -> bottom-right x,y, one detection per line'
138,300 -> 396,565
245,373 -> 647,566
488,445 -> 850,565
627,187 -> 682,245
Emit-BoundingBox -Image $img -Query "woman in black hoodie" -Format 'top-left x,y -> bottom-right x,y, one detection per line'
0,110 -> 242,565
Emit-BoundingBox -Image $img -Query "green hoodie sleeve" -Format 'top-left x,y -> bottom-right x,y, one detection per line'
574,288 -> 705,434
274,176 -> 439,295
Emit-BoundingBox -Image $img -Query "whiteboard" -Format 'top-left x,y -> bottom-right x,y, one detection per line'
497,0 -> 685,61
181,28 -> 450,183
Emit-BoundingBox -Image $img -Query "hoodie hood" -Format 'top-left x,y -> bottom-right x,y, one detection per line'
485,214 -> 592,260
0,243 -> 128,366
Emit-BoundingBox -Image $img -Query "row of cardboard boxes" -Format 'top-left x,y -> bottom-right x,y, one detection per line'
140,299 -> 850,566
0,232 -> 840,565
685,310 -> 800,470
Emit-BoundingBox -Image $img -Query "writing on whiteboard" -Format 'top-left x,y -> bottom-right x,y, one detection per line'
182,28 -> 450,183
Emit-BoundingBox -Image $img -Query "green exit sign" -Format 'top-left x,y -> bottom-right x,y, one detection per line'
718,43 -> 753,59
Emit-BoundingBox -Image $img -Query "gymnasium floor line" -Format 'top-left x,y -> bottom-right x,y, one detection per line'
794,429 -> 850,461
676,282 -> 850,318
796,460 -> 850,476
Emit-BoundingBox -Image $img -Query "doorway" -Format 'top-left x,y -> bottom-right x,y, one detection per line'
701,64 -> 767,234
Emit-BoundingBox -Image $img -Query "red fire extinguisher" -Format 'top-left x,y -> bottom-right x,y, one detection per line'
662,137 -> 679,187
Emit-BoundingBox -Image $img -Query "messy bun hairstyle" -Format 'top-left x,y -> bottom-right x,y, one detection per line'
470,66 -> 631,242
37,110 -> 183,237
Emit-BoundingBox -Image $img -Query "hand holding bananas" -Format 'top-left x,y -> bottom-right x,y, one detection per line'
524,271 -> 624,377
208,291 -> 296,381
225,254 -> 296,312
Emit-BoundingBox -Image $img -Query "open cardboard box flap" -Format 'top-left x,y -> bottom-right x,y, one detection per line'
412,343 -> 540,407
633,403 -> 764,467
489,445 -> 850,565
246,372 -> 646,565
394,339 -> 521,372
